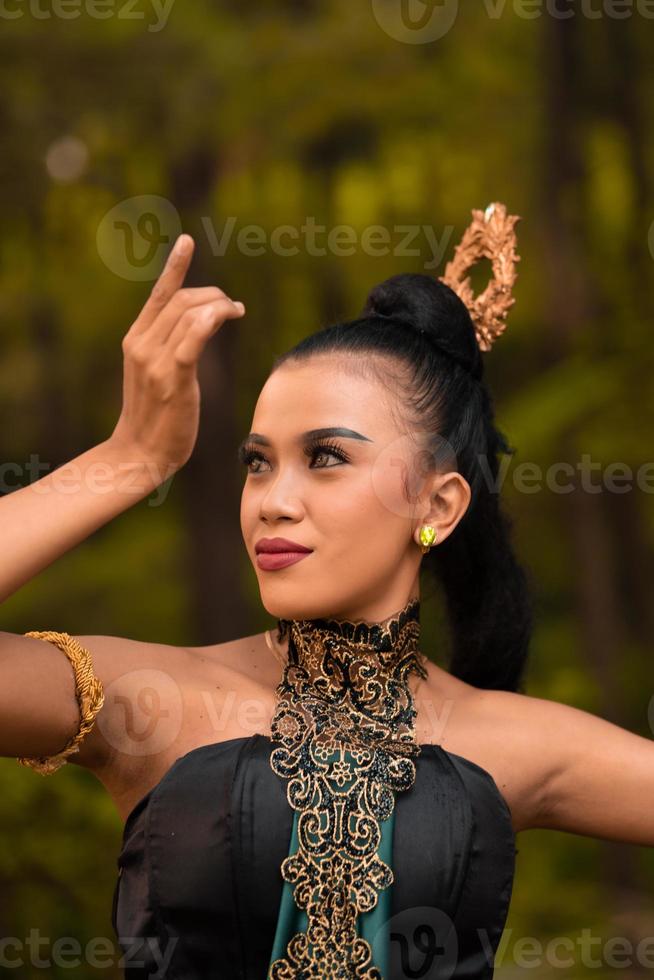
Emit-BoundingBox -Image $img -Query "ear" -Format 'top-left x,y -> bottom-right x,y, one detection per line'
418,471 -> 471,545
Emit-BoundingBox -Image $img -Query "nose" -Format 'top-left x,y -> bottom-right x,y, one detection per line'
258,469 -> 305,524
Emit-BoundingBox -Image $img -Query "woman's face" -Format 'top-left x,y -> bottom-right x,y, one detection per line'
239,355 -> 467,624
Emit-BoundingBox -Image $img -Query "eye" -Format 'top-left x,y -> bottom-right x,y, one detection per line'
238,448 -> 270,474
238,440 -> 349,474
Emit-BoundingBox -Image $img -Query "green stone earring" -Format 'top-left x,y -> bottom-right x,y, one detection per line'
418,525 -> 437,554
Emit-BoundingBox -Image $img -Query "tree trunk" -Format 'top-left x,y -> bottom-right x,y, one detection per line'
169,146 -> 250,645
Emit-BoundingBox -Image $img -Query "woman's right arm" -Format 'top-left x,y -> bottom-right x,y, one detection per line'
0,439 -> 166,606
1,232 -> 246,768
1,233 -> 245,605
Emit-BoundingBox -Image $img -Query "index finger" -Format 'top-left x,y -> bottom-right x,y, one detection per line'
132,234 -> 195,335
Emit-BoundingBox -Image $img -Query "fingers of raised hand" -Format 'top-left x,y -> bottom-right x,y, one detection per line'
143,286 -> 233,346
169,298 -> 245,368
124,297 -> 245,391
132,234 -> 195,334
123,286 -> 234,353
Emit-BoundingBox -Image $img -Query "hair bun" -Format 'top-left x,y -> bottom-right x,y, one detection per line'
361,272 -> 484,381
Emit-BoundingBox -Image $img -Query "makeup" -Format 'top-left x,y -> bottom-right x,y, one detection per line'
256,551 -> 312,571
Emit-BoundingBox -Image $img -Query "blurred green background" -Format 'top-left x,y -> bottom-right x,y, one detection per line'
1,2 -> 653,977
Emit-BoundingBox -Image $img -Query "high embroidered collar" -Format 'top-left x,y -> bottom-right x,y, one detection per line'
274,595 -> 421,656
272,596 -> 427,712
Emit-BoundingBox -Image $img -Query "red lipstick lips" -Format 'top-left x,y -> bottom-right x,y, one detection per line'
255,537 -> 313,571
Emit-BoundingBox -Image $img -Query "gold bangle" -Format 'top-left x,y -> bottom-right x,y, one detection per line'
16,631 -> 105,776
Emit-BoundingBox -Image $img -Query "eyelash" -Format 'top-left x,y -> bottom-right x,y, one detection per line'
238,439 -> 350,473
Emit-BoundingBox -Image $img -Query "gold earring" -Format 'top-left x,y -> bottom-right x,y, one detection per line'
418,525 -> 437,554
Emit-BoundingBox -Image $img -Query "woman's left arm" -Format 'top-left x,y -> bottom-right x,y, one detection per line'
514,693 -> 654,845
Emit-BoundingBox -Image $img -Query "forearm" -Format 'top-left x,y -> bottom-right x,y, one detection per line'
0,438 -> 173,605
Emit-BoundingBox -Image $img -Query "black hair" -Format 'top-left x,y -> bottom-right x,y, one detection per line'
270,272 -> 534,693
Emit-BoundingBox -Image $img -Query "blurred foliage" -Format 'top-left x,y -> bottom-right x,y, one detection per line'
1,1 -> 653,978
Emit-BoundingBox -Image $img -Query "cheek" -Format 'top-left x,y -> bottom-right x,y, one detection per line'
323,480 -> 409,572
239,486 -> 256,535
369,450 -> 418,525
324,471 -> 400,530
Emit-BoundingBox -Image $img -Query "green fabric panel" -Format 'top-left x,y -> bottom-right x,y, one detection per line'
268,807 -> 307,965
359,807 -> 394,975
267,749 -> 394,975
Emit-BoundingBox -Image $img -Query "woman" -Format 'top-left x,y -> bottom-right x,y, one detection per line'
2,216 -> 653,980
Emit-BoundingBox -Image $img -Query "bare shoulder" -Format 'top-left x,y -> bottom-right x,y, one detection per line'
447,683 -> 590,833
52,630 -> 278,824
465,686 -> 654,844
410,662 -> 573,833
70,634 -> 279,778
184,629 -> 282,689
70,629 -> 276,769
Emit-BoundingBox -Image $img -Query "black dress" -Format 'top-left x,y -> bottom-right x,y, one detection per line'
112,734 -> 515,978
112,600 -> 516,979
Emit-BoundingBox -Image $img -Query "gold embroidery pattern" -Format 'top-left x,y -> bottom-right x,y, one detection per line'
268,599 -> 428,978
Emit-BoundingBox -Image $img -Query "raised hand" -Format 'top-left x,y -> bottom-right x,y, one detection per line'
109,234 -> 245,479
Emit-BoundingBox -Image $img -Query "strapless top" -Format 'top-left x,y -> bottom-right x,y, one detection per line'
111,733 -> 515,979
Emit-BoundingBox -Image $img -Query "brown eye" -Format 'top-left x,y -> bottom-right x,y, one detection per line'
239,440 -> 349,474
240,449 -> 269,473
303,441 -> 349,467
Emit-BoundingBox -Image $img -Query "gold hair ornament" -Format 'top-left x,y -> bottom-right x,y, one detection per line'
439,201 -> 521,352
16,631 -> 105,775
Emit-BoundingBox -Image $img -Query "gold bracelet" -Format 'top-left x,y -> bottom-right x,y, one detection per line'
16,631 -> 105,776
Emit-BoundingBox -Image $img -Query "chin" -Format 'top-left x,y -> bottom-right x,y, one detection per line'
259,592 -> 334,624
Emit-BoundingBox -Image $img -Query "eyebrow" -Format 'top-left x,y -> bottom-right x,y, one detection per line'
236,427 -> 373,457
